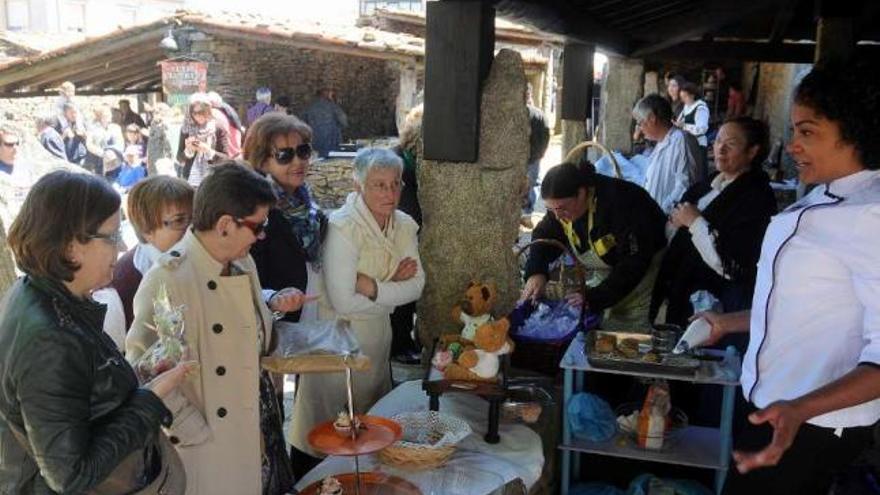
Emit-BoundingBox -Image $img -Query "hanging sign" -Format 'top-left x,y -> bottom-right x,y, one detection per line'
160,59 -> 207,107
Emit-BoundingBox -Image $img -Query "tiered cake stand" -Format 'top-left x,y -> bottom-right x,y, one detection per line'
298,364 -> 420,495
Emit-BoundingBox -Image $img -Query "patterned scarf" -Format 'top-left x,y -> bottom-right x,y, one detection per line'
269,178 -> 326,268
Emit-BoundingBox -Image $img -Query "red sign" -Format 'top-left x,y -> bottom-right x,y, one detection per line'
160,60 -> 207,107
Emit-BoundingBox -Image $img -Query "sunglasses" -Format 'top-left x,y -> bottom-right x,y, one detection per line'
88,229 -> 124,246
1,141 -> 20,148
273,143 -> 312,165
234,217 -> 269,237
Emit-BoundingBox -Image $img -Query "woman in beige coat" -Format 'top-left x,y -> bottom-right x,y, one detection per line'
126,163 -> 311,495
289,147 -> 425,462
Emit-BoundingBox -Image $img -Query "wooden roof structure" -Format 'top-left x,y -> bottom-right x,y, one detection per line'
492,0 -> 880,62
0,10 -> 427,98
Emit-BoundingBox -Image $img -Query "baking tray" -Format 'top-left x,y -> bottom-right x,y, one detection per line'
584,331 -> 700,376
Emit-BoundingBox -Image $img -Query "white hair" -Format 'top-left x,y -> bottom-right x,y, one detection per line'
256,87 -> 271,103
352,147 -> 403,185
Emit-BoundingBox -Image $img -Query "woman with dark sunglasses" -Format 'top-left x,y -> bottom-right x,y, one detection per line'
127,163 -> 308,494
243,112 -> 328,477
244,113 -> 326,325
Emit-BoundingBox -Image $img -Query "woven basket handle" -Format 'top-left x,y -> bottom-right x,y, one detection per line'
516,238 -> 586,295
563,140 -> 623,179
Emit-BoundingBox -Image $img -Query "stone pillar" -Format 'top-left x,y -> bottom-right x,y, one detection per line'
561,120 -> 587,160
416,49 -> 528,346
395,63 -> 419,133
599,56 -> 644,153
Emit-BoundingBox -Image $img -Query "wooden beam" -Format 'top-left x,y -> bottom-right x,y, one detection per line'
73,61 -> 159,90
95,69 -> 160,90
0,27 -> 166,89
423,0 -> 494,162
492,0 -> 631,55
648,39 -> 880,63
561,42 -> 593,121
814,16 -> 855,66
769,0 -> 800,44
0,87 -> 160,98
630,0 -> 787,57
26,50 -> 166,91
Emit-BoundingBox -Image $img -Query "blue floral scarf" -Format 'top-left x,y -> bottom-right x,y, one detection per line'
269,178 -> 326,269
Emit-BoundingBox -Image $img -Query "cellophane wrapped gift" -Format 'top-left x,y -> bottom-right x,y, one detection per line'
133,284 -> 188,383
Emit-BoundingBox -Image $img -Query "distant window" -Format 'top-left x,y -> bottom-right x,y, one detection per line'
63,1 -> 86,32
360,0 -> 424,16
6,0 -> 29,31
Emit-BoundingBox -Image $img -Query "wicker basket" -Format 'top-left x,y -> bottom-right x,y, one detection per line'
378,411 -> 472,470
512,239 -> 590,377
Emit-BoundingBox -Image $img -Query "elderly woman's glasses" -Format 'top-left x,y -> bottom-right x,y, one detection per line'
162,214 -> 191,231
273,143 -> 312,165
88,229 -> 124,246
235,217 -> 269,237
365,180 -> 405,194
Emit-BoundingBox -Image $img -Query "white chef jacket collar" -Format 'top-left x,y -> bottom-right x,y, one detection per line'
825,169 -> 880,198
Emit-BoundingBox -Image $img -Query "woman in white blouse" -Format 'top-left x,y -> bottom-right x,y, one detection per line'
698,64 -> 880,494
289,147 -> 425,459
651,117 -> 776,328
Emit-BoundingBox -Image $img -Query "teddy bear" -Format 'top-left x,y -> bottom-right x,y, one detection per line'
443,318 -> 514,381
445,281 -> 497,345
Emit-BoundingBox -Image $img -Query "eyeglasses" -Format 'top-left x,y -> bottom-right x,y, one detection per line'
88,229 -> 124,246
234,217 -> 269,237
365,180 -> 404,194
1,141 -> 20,148
161,214 -> 191,231
273,143 -> 313,165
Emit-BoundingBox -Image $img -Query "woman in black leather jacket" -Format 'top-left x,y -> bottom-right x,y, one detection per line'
0,170 -> 188,494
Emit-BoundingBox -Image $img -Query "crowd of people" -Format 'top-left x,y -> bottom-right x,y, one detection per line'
0,59 -> 877,495
523,63 -> 880,495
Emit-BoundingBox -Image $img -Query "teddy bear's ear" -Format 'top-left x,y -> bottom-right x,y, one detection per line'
481,286 -> 491,301
467,281 -> 477,288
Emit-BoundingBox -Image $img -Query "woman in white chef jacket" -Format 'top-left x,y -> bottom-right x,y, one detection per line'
698,62 -> 880,495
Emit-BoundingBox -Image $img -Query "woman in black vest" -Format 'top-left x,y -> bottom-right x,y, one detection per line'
651,117 -> 777,329
677,81 -> 711,181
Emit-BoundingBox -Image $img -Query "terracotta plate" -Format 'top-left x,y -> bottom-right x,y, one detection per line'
308,415 -> 403,456
299,472 -> 421,495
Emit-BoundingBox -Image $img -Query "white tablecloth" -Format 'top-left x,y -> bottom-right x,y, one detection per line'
294,380 -> 545,494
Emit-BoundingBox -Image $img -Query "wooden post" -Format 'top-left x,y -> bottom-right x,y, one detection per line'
561,43 -> 593,157
423,1 -> 494,162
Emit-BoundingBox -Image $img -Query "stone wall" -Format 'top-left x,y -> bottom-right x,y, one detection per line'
306,158 -> 355,210
185,31 -> 405,140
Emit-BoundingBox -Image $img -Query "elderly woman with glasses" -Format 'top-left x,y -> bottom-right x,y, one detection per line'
126,163 -> 309,495
110,176 -> 194,330
289,147 -> 424,466
244,112 -> 326,324
0,170 -> 188,493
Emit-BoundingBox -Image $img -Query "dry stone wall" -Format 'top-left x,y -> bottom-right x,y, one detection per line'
185,31 -> 404,140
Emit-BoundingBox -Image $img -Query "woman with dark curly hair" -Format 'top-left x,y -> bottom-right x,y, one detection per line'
693,62 -> 880,494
